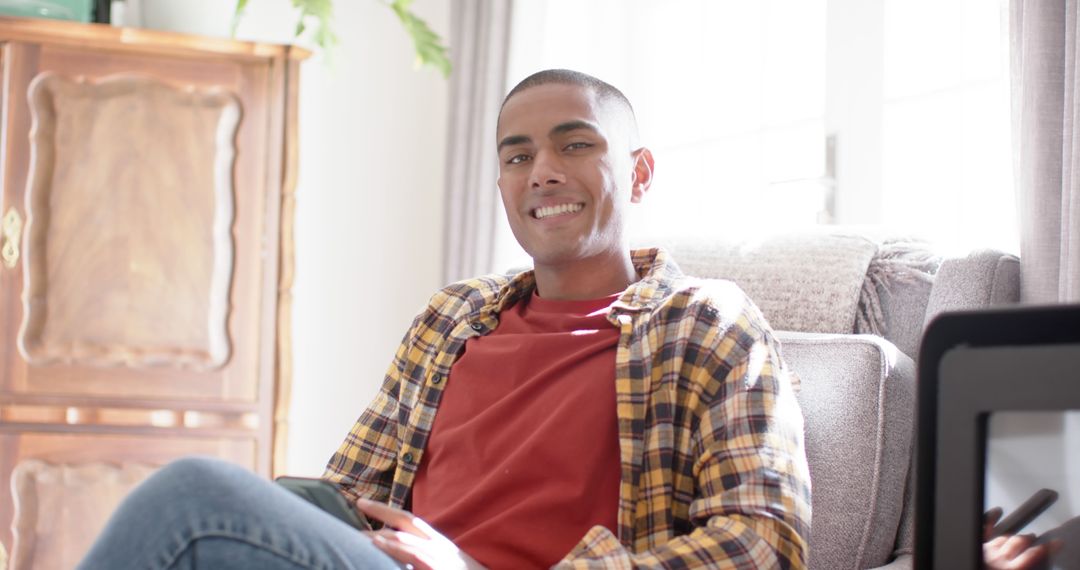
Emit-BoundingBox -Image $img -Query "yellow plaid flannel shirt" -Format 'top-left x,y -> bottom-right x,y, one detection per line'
324,248 -> 811,569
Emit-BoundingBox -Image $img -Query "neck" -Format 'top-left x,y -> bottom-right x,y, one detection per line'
532,249 -> 638,300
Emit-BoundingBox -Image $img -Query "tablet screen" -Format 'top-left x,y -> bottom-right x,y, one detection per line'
984,411 -> 1080,568
916,305 -> 1080,569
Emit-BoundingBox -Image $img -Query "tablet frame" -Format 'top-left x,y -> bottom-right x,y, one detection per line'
915,304 -> 1080,569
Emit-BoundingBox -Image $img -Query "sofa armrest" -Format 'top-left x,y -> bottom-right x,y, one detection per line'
776,331 -> 915,570
870,553 -> 912,570
924,250 -> 1020,325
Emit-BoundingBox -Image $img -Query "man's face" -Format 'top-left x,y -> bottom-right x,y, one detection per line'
496,83 -> 651,269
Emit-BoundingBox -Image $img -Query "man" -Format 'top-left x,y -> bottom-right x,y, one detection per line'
78,69 -> 811,569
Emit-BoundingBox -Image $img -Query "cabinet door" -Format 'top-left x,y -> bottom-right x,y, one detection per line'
0,41 -> 279,404
0,38 -> 287,561
2,432 -> 257,570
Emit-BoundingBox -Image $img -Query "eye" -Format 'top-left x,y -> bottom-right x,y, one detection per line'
564,142 -> 592,151
506,154 -> 531,165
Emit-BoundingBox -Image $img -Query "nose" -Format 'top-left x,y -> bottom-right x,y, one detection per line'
528,149 -> 567,189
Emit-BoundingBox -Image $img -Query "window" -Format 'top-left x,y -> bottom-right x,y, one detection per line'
492,0 -> 1014,272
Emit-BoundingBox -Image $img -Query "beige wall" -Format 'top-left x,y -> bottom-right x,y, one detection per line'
238,0 -> 450,476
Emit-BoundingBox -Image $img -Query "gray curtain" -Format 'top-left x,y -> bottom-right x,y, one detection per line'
442,0 -> 513,284
1012,0 -> 1080,302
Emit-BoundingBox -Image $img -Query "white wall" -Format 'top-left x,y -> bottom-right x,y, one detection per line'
236,0 -> 450,476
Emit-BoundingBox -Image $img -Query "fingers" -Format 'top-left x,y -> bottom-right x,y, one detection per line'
356,502 -> 487,570
355,499 -> 430,538
984,506 -> 1004,540
369,531 -> 435,570
983,534 -> 1052,570
999,534 -> 1037,561
1008,543 -> 1051,570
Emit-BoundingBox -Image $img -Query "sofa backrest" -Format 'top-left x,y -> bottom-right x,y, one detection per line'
663,229 -> 1019,569
662,230 -> 1021,361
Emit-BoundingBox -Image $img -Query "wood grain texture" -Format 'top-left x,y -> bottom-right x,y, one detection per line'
0,15 -> 310,61
0,431 -> 257,559
0,20 -> 304,559
272,58 -> 302,478
19,73 -> 239,370
1,42 -> 271,403
0,402 -> 259,430
10,460 -> 158,570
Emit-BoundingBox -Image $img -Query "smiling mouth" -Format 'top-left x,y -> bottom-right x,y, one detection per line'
532,203 -> 584,220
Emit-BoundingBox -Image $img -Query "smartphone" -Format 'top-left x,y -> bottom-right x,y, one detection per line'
988,488 -> 1059,539
275,476 -> 372,531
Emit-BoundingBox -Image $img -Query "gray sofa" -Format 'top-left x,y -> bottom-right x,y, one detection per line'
663,230 -> 1020,569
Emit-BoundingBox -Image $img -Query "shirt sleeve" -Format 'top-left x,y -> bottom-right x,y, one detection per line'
321,317 -> 420,504
554,329 -> 812,569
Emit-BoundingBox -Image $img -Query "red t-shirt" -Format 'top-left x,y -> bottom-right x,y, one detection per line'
411,291 -> 622,569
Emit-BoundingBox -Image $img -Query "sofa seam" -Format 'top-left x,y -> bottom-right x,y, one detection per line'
855,343 -> 890,569
991,255 -> 1019,304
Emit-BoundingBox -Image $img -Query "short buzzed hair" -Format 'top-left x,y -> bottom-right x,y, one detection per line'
499,69 -> 640,143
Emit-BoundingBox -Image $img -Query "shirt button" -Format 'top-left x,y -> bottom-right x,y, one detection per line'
402,452 -> 415,465
431,374 -> 442,385
470,322 -> 484,332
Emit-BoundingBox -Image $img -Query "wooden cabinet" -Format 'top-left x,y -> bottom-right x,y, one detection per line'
0,17 -> 305,568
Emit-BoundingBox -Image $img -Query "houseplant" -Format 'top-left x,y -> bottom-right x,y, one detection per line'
233,0 -> 450,77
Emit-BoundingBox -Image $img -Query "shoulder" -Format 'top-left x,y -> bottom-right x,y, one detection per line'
419,272 -> 516,323
649,276 -> 797,393
633,248 -> 772,340
649,275 -> 777,355
659,275 -> 770,329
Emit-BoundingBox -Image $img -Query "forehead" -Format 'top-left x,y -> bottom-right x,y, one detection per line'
497,83 -> 623,139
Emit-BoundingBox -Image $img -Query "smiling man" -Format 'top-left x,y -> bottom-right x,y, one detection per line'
78,69 -> 810,570
494,76 -> 649,301
328,69 -> 812,568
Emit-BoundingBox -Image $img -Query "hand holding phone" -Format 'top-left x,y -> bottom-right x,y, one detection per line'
988,488 -> 1059,539
275,476 -> 372,531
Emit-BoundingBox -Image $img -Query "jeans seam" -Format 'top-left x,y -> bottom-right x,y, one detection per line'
160,530 -> 330,570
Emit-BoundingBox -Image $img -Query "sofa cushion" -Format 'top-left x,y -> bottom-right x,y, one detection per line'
854,239 -> 941,360
924,250 -> 1021,327
665,232 -> 878,334
777,331 -> 915,570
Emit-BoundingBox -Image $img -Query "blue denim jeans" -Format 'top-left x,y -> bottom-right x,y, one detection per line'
77,456 -> 402,569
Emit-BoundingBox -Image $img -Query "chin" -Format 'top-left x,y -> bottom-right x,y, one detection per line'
530,243 -> 616,269
526,246 -> 584,267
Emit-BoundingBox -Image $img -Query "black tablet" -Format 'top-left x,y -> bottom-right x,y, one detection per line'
276,476 -> 372,531
915,304 -> 1080,569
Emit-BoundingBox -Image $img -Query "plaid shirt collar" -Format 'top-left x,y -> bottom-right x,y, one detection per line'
483,247 -> 682,321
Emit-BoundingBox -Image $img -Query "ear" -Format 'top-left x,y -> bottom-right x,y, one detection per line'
629,147 -> 655,203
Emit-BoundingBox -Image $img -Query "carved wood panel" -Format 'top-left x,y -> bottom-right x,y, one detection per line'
20,73 -> 240,371
10,460 -> 158,570
0,41 -> 274,404
0,436 -> 263,567
0,17 -> 303,563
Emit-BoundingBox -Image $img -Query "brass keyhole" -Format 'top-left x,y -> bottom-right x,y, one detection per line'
2,208 -> 22,269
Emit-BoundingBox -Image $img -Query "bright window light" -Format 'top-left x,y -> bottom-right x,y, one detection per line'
493,0 -> 1015,272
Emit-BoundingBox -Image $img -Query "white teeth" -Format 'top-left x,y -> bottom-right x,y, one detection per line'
533,203 -> 584,220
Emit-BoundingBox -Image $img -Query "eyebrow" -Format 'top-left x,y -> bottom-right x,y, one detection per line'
496,120 -> 601,152
551,119 -> 599,136
497,134 -> 531,151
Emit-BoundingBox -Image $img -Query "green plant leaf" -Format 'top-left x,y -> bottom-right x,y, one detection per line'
231,0 -> 249,36
280,0 -> 336,52
231,0 -> 447,75
389,0 -> 452,78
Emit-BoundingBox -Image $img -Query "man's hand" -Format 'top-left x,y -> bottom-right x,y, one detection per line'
355,499 -> 487,570
982,506 -> 1060,570
982,534 -> 1055,570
